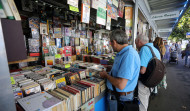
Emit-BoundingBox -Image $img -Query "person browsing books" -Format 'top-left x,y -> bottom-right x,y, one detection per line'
135,35 -> 161,111
99,29 -> 140,111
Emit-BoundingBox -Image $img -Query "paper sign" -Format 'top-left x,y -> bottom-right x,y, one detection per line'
65,64 -> 71,68
67,0 -> 78,8
96,7 -> 106,25
55,54 -> 61,59
69,5 -> 79,12
10,77 -> 16,85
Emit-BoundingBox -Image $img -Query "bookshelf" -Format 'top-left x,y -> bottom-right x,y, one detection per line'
8,56 -> 39,65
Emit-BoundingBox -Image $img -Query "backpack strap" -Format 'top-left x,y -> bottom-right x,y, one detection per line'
144,45 -> 157,58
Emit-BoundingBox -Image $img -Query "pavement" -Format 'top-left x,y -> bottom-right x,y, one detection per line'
148,56 -> 190,111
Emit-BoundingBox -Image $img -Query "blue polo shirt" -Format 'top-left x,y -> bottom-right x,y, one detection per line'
139,43 -> 161,67
107,45 -> 140,92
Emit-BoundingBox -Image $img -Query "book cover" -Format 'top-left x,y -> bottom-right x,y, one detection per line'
80,98 -> 95,111
76,46 -> 81,55
45,56 -> 55,67
29,17 -> 39,29
65,27 -> 72,37
70,37 -> 75,47
40,23 -> 48,35
31,28 -> 40,38
80,31 -> 86,38
118,0 -> 124,18
55,77 -> 66,88
111,6 -> 118,20
87,30 -> 92,38
56,38 -> 62,48
75,38 -> 80,46
28,38 -> 40,53
17,92 -> 62,111
65,37 -> 70,46
64,46 -> 72,56
54,28 -> 62,38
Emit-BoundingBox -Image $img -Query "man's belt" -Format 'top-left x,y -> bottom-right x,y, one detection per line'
109,89 -> 133,96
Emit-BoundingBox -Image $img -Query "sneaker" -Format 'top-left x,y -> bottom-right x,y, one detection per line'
184,65 -> 188,67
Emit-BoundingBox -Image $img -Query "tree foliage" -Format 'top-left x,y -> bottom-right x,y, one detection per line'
169,7 -> 190,41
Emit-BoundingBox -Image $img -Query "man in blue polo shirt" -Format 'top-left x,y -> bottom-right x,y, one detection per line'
100,29 -> 140,111
135,34 -> 160,111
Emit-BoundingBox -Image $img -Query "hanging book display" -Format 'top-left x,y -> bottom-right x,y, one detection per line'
54,28 -> 62,38
28,39 -> 40,52
107,5 -> 112,17
65,36 -> 70,46
31,28 -> 39,38
29,17 -> 39,29
64,46 -> 72,56
81,4 -> 90,24
40,23 -> 48,35
118,0 -> 124,18
96,7 -> 106,26
125,6 -> 133,40
111,6 -> 118,20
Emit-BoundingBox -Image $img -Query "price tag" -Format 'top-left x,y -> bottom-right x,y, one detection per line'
10,77 -> 15,85
65,64 -> 71,68
69,5 -> 79,12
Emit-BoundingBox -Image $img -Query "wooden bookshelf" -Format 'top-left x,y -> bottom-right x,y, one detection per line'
8,56 -> 39,64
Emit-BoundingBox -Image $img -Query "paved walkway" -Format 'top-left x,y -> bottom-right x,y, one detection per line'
149,57 -> 190,111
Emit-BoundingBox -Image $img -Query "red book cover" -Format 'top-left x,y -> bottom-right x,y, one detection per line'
64,46 -> 72,56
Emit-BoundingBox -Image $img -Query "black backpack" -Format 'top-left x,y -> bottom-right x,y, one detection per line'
139,45 -> 165,87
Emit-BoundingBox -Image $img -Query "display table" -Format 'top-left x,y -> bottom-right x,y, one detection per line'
95,91 -> 107,111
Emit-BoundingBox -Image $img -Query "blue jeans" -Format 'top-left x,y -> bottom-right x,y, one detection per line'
185,51 -> 190,65
107,92 -> 134,111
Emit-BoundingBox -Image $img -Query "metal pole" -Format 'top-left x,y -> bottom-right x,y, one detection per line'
0,19 -> 16,111
132,0 -> 139,48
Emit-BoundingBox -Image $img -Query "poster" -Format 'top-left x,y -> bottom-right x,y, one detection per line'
54,28 -> 62,38
81,4 -> 90,24
107,5 -> 112,17
113,0 -> 118,8
67,0 -> 78,8
106,16 -> 111,30
125,7 -> 133,19
111,6 -> 118,20
125,19 -> 133,29
29,17 -> 39,29
118,0 -> 124,18
96,7 -> 106,25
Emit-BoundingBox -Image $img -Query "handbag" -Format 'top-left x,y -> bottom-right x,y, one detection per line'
111,73 -> 139,111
